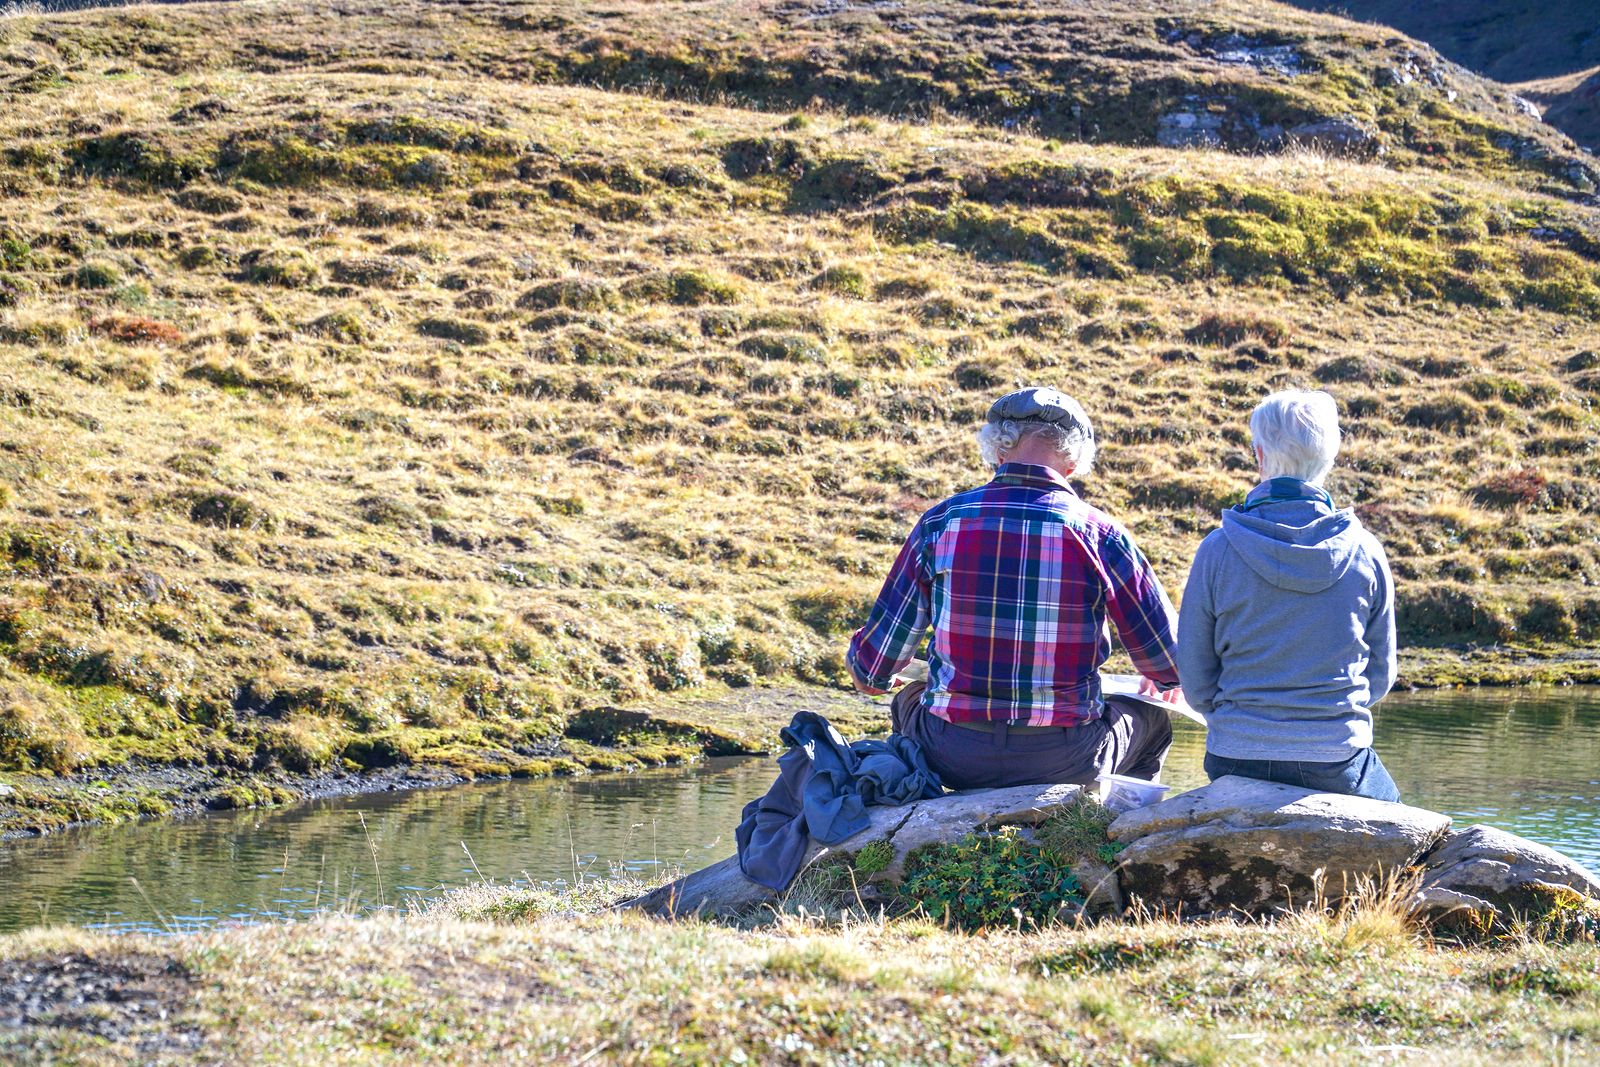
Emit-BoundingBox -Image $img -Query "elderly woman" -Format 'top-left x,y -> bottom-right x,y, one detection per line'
1177,389 -> 1401,801
847,386 -> 1182,791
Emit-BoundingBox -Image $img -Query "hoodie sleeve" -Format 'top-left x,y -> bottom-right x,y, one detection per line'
1364,538 -> 1398,705
1176,533 -> 1222,715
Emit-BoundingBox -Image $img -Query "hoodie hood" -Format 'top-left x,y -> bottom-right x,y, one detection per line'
1221,500 -> 1363,594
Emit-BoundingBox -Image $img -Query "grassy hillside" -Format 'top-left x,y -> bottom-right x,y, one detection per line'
0,0 -> 1599,826
1283,1 -> 1600,153
1,898 -> 1597,1064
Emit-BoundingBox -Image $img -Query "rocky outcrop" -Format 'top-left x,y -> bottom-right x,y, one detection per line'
1108,776 -> 1452,915
620,783 -> 1085,918
1286,116 -> 1384,158
1416,824 -> 1600,926
626,775 -> 1595,927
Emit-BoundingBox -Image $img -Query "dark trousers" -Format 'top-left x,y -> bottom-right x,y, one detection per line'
890,682 -> 1173,792
1204,748 -> 1401,804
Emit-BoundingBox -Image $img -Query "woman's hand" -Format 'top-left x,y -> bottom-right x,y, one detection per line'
1138,676 -> 1184,705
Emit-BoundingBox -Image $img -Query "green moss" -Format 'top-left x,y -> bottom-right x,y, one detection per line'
853,839 -> 893,876
72,261 -> 123,289
808,264 -> 869,298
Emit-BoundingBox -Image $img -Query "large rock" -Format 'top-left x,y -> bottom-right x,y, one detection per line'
1286,116 -> 1383,158
621,783 -> 1084,919
1416,824 -> 1600,925
1109,776 -> 1451,915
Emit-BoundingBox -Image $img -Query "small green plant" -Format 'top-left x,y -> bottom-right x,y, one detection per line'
72,262 -> 124,289
853,839 -> 893,876
900,826 -> 1083,931
1035,794 -> 1118,860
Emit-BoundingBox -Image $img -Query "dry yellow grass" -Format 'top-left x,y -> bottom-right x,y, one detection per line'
0,1 -> 1596,826
0,899 -> 1595,1065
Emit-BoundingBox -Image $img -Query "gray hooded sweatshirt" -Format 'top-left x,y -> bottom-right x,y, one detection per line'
1176,478 -> 1396,762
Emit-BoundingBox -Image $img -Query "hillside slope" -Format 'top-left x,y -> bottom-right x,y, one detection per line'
1284,1 -> 1600,153
1516,67 -> 1600,158
0,0 -> 1599,825
1285,1 -> 1600,84
1,0 -> 1596,195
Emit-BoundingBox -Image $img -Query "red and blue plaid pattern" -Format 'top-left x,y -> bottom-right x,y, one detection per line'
847,463 -> 1181,726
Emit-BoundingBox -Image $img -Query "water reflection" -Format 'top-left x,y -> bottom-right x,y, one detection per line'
1,688 -> 1595,934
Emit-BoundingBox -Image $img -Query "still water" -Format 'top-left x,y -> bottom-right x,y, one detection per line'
1,687 -> 1596,933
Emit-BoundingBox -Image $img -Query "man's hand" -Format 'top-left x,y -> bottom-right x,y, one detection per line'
851,675 -> 890,697
1138,676 -> 1184,705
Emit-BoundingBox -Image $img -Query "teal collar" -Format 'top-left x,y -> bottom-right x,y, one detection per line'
1237,477 -> 1333,513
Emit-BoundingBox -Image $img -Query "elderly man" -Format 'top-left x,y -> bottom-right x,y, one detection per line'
846,387 -> 1182,791
1177,389 -> 1401,801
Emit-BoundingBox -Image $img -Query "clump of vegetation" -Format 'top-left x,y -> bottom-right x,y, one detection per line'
1184,310 -> 1289,348
808,264 -> 869,298
738,333 -> 826,362
308,308 -> 368,343
900,826 -> 1083,931
417,317 -> 491,345
187,491 -> 276,532
517,277 -> 619,312
239,247 -> 319,287
622,269 -> 739,306
329,256 -> 421,288
91,317 -> 183,346
1471,468 -> 1550,510
71,262 -> 124,289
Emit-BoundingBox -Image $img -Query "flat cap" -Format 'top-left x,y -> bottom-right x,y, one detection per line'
986,387 -> 1093,437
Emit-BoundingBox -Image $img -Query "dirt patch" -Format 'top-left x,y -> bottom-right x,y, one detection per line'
0,950 -> 206,1055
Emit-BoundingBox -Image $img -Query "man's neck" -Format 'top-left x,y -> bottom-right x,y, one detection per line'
1000,444 -> 1072,478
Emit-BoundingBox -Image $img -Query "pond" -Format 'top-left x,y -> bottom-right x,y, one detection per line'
1,687 -> 1596,934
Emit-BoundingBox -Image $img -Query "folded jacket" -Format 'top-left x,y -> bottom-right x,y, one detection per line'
735,710 -> 944,891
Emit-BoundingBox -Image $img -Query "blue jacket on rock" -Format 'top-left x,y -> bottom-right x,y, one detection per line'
1176,478 -> 1397,763
735,711 -> 944,891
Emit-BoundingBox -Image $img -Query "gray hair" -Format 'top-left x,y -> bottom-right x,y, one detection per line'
976,418 -> 1097,474
1249,389 -> 1340,484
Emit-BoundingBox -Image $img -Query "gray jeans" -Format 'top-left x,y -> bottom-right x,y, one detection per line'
890,681 -> 1172,791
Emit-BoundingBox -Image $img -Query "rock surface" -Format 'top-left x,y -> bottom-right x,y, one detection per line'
1109,776 -> 1452,914
621,783 -> 1083,918
1286,116 -> 1383,157
1417,823 -> 1600,922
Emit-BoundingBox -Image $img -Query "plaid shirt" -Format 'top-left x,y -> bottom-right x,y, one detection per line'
847,463 -> 1180,726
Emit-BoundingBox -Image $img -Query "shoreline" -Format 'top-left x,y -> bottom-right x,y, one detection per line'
0,683 -> 884,839
4,671 -> 1598,841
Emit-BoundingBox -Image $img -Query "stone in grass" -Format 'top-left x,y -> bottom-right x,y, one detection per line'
1109,775 -> 1451,916
1415,824 -> 1600,928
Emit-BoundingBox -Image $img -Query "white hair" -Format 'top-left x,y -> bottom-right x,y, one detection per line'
976,418 -> 1097,475
1249,389 -> 1341,484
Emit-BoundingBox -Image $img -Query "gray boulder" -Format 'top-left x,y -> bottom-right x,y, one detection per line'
1156,110 -> 1224,149
1286,116 -> 1383,158
1109,776 -> 1451,915
1417,824 -> 1600,926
